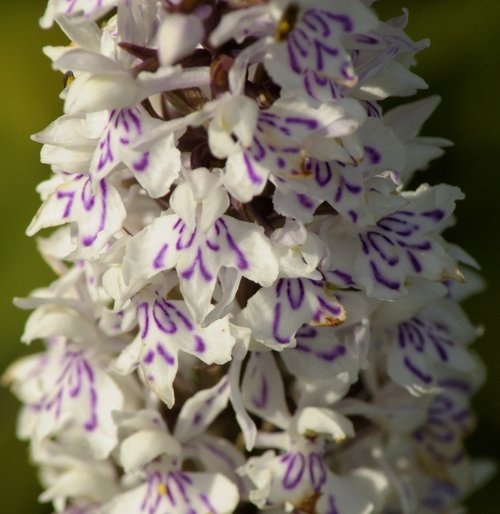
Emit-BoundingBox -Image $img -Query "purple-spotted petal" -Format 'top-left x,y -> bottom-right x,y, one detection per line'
282,324 -> 360,385
323,184 -> 465,299
174,376 -> 230,443
412,375 -> 481,466
27,174 -> 126,259
265,0 -> 378,95
90,107 -> 181,198
315,471 -> 374,514
41,0 -> 119,28
100,468 -> 239,514
122,288 -> 235,407
223,96 -> 364,202
186,435 -> 247,496
122,210 -> 278,322
9,339 -> 123,459
240,278 -> 346,350
274,117 -> 406,226
385,299 -> 478,395
241,352 -> 291,428
242,439 -> 330,510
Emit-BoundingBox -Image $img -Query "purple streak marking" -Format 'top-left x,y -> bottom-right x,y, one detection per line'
287,279 -> 305,310
437,378 -> 472,394
252,376 -> 268,409
407,250 -> 423,273
283,453 -> 306,490
345,177 -> 363,194
297,325 -> 318,339
243,151 -> 264,185
397,239 -> 432,251
137,302 -> 150,338
297,193 -> 315,209
404,356 -> 432,384
303,10 -> 331,38
176,223 -> 197,250
313,160 -> 332,186
366,231 -> 399,265
315,344 -> 346,362
340,61 -> 355,81
81,177 -> 96,211
97,130 -> 114,171
364,145 -> 381,164
313,40 -> 338,71
156,343 -> 175,365
69,362 -> 83,397
181,247 -> 213,281
309,452 -> 327,490
421,209 -> 445,222
285,117 -> 319,130
153,243 -> 169,269
369,260 -> 401,291
84,386 -> 98,431
127,108 -> 142,134
316,295 -> 342,315
219,218 -> 249,270
205,238 -> 220,251
82,359 -> 95,383
56,190 -> 76,218
200,493 -> 217,514
153,301 -> 178,334
272,303 -> 291,345
356,34 -> 379,45
326,494 -> 340,514
167,301 -> 194,331
287,37 -> 303,74
324,12 -> 353,32
81,179 -> 108,247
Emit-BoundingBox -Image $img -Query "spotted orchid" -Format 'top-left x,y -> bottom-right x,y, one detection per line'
8,1 -> 489,513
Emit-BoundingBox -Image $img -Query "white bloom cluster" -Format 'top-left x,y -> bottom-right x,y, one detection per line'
5,1 -> 492,513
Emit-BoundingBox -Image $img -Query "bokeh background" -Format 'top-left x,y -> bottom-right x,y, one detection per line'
0,0 -> 498,512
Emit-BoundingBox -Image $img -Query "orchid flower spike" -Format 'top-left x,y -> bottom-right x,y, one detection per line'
6,1 -> 492,513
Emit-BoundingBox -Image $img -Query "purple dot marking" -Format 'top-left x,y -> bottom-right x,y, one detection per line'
133,152 -> 149,172
194,336 -> 206,354
143,350 -> 155,364
364,145 -> 381,164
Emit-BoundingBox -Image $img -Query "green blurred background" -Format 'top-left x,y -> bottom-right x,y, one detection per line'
0,0 -> 498,512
